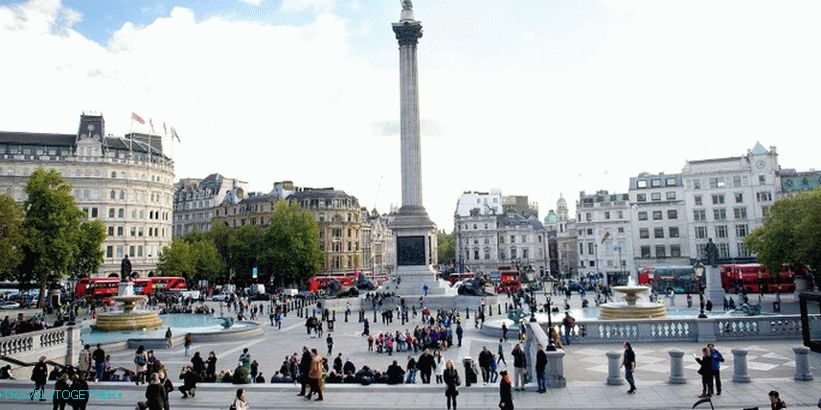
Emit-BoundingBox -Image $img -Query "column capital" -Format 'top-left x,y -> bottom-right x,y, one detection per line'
392,22 -> 423,46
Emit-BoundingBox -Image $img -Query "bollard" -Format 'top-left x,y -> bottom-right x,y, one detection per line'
606,352 -> 624,385
332,310 -> 336,321
373,310 -> 377,323
793,346 -> 814,381
466,308 -> 470,319
498,304 -> 501,315
489,306 -> 493,317
505,303 -> 510,313
667,349 -> 686,384
731,348 -> 750,383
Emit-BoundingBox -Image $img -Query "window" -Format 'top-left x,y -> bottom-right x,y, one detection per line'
587,229 -> 593,235
734,207 -> 747,219
106,246 -> 113,258
118,208 -> 125,218
652,211 -> 663,220
718,242 -> 730,258
618,211 -> 623,219
762,206 -> 770,217
107,226 -> 114,236
655,245 -> 666,257
669,227 -> 680,238
694,195 -> 703,206
666,192 -> 676,200
473,224 -> 477,230
709,177 -> 725,188
604,211 -> 610,220
654,227 -> 664,238
667,209 -> 678,219
579,243 -> 584,255
651,179 -> 661,187
636,193 -> 647,202
510,235 -> 515,243
117,226 -> 123,236
587,243 -> 594,254
733,176 -> 742,187
119,190 -> 125,200
641,246 -> 651,258
618,227 -> 624,233
130,227 -> 136,237
585,212 -> 592,222
670,245 -> 681,257
695,226 -> 708,239
735,224 -> 749,238
666,177 -> 677,186
484,249 -> 490,260
715,225 -> 728,238
735,193 -> 744,203
713,208 -> 726,220
693,210 -> 706,221
638,211 -> 648,221
711,194 -> 725,204
692,179 -> 702,190
756,191 -> 772,202
639,228 -> 649,239
473,250 -> 479,260
759,175 -> 766,185
510,249 -> 517,259
110,190 -> 116,199
637,180 -> 647,188
651,193 -> 661,201
108,208 -> 115,218
737,242 -> 752,257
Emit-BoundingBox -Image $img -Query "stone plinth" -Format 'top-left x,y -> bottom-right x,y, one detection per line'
668,349 -> 687,384
705,265 -> 726,308
732,348 -> 751,383
606,351 -> 624,385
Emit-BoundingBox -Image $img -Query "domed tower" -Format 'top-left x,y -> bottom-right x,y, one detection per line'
556,194 -> 568,222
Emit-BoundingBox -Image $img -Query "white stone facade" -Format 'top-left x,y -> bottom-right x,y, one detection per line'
0,113 -> 174,277
173,174 -> 247,238
454,210 -> 546,276
575,190 -> 635,284
629,172 -> 691,269
455,190 -> 503,217
682,143 -> 780,262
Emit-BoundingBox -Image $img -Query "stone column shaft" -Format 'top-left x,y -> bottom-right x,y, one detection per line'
400,43 -> 422,209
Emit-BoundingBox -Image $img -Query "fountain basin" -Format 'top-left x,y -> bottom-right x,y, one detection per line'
90,294 -> 163,331
599,302 -> 667,320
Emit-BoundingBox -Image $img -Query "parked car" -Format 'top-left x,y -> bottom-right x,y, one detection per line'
0,301 -> 21,310
211,292 -> 233,302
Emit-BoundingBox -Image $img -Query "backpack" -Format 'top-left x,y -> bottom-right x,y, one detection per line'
229,401 -> 237,410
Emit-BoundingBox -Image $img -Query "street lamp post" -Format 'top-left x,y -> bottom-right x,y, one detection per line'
544,277 -> 555,329
693,260 -> 707,319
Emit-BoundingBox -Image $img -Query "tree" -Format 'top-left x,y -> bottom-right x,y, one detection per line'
745,188 -> 821,287
206,222 -> 233,268
74,220 -> 106,277
229,224 -> 265,279
190,239 -> 225,282
22,168 -> 83,307
157,240 -> 195,278
260,201 -> 323,285
0,194 -> 25,280
437,229 -> 455,269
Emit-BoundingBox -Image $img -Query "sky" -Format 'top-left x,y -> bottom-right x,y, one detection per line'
1,0 -> 820,231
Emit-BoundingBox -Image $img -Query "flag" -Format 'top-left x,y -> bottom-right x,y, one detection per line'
170,126 -> 181,142
601,231 -> 611,244
163,122 -> 167,136
149,119 -> 155,134
131,112 -> 145,124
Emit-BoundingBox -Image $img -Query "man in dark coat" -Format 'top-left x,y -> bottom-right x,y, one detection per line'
499,370 -> 514,410
178,366 -> 199,398
478,346 -> 493,385
386,360 -> 405,385
511,344 -> 527,391
535,344 -> 548,393
31,356 -> 48,401
297,346 -> 312,396
69,374 -> 90,410
417,348 -> 435,384
343,359 -> 356,376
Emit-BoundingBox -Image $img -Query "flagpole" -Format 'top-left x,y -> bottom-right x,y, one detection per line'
129,117 -> 134,155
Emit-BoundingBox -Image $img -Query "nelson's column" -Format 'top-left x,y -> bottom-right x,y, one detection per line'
390,0 -> 446,297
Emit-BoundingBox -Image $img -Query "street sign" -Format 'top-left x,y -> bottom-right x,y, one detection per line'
252,267 -> 258,279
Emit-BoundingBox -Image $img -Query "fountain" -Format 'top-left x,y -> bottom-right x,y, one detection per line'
599,277 -> 667,320
90,281 -> 163,331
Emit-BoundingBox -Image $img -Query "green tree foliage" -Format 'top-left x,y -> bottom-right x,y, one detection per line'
206,222 -> 233,268
745,188 -> 821,286
0,194 -> 26,280
74,220 -> 106,277
260,201 -> 323,284
437,229 -> 455,268
229,224 -> 265,278
190,239 -> 225,282
157,240 -> 195,277
22,168 -> 84,306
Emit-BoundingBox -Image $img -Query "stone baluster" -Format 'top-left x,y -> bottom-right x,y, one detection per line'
606,352 -> 624,385
793,346 -> 814,381
731,348 -> 750,383
668,349 -> 686,384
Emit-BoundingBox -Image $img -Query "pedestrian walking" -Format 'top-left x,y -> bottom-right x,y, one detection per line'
134,346 -> 149,385
306,349 -> 324,401
434,351 -> 444,384
694,347 -> 714,398
92,344 -> 106,382
561,312 -> 575,345
230,388 -> 249,410
69,373 -> 89,410
184,333 -> 193,357
498,370 -> 514,410
443,360 -> 460,410
707,343 -> 724,395
206,352 -> 217,383
326,334 -> 334,356
497,339 -> 507,365
456,323 -> 463,347
165,328 -> 173,349
78,344 -> 92,381
622,341 -> 636,394
501,322 -> 508,342
405,355 -> 417,384
418,348 -> 435,384
53,373 -> 70,409
144,373 -> 168,410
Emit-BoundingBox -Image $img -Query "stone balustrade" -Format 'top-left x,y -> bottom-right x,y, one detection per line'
526,322 -> 566,388
539,314 -> 819,344
0,326 -> 80,379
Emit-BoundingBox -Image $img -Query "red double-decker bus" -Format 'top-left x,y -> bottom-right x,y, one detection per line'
720,264 -> 797,294
75,276 -> 186,299
307,273 -> 356,293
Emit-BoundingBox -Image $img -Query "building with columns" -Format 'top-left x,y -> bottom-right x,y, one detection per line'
173,173 -> 247,237
629,172 -> 691,269
575,190 -> 635,285
362,209 -> 395,278
682,143 -> 780,263
0,112 -> 174,277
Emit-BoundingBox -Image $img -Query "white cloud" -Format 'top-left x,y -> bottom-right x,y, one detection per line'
280,0 -> 335,13
1,0 -> 820,233
237,0 -> 262,5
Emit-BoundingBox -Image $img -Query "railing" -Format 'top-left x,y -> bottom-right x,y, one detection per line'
541,314 -> 818,344
0,327 -> 67,356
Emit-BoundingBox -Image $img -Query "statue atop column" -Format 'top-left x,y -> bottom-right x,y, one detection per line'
400,0 -> 416,22
120,255 -> 132,281
704,238 -> 719,268
401,0 -> 413,11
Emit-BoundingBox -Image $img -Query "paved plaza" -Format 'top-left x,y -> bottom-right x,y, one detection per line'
2,295 -> 820,409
